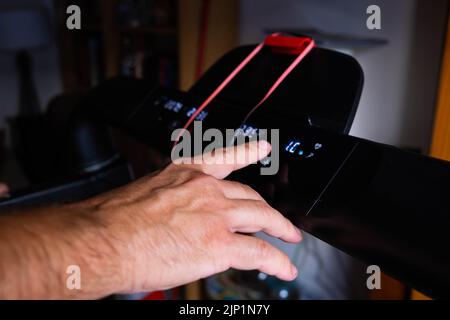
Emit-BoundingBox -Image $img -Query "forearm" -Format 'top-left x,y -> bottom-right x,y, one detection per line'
0,204 -> 125,299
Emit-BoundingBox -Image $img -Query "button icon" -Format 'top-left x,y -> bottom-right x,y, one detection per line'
260,158 -> 271,166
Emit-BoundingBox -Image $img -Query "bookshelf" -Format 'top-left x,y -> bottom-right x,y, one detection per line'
55,0 -> 179,92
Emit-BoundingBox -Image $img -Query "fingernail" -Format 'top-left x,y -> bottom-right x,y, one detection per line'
258,140 -> 271,152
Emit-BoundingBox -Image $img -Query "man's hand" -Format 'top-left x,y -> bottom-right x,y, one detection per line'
0,141 -> 302,299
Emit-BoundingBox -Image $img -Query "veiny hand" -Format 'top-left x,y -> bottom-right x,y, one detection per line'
0,141 -> 302,299
88,140 -> 302,294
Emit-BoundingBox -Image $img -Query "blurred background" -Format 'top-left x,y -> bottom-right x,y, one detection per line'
0,0 -> 449,300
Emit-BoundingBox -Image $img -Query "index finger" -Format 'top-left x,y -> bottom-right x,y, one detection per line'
190,141 -> 271,180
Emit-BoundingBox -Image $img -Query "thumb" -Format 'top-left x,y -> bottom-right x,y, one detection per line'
191,140 -> 271,180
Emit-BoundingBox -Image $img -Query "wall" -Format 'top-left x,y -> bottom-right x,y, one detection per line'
240,0 -> 448,151
0,0 -> 62,138
0,0 -> 62,187
178,0 -> 239,91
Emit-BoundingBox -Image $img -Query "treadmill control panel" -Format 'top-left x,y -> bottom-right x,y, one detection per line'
118,87 -> 450,298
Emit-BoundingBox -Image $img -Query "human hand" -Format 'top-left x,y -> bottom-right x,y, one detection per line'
86,141 -> 302,294
0,142 -> 302,299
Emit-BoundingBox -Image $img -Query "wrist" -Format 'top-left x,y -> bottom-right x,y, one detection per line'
49,203 -> 128,298
93,205 -> 143,295
0,202 -> 131,299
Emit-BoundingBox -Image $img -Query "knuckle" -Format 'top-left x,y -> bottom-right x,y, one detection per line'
221,204 -> 239,225
164,164 -> 200,184
163,162 -> 180,174
185,195 -> 208,210
202,220 -> 230,249
256,202 -> 275,221
187,174 -> 221,195
212,242 -> 232,272
212,230 -> 232,251
222,199 -> 238,212
189,171 -> 216,185
175,168 -> 199,183
265,206 -> 285,225
222,199 -> 247,218
183,189 -> 228,214
241,184 -> 263,199
230,181 -> 263,199
150,186 -> 171,203
255,239 -> 272,260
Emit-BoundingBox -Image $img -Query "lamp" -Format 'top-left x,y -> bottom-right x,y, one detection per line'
0,7 -> 51,115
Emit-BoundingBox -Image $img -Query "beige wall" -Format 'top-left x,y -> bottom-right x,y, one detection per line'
240,0 -> 448,152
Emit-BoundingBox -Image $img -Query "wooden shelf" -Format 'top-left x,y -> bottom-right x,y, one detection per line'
56,0 -> 180,91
